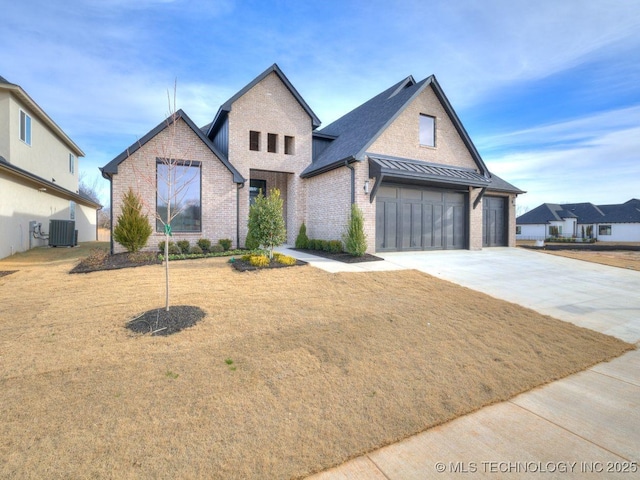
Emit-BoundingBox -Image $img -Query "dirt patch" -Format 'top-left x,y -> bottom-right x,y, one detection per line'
0,246 -> 633,479
0,271 -> 17,278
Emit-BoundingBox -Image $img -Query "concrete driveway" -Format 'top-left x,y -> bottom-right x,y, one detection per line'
305,247 -> 640,479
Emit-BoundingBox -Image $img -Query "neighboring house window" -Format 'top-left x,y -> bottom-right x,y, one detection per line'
268,133 -> 278,153
156,162 -> 201,232
249,131 -> 260,151
599,225 -> 612,236
69,154 -> 75,174
19,110 -> 32,145
70,201 -> 76,220
419,114 -> 435,147
284,135 -> 295,155
516,226 -> 521,234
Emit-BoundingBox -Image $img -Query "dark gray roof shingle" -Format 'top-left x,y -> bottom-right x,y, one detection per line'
518,200 -> 640,224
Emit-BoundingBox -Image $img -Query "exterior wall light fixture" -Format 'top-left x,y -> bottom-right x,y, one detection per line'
364,180 -> 370,194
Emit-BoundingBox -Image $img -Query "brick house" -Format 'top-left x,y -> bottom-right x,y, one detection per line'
101,64 -> 522,254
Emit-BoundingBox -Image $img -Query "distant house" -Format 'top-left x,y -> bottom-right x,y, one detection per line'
102,64 -> 523,254
516,199 -> 640,242
0,75 -> 101,259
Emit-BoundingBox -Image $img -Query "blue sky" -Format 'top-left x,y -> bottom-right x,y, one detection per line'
2,0 -> 640,212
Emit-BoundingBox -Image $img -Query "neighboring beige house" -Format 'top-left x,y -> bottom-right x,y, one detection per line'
0,75 -> 101,259
102,64 -> 522,254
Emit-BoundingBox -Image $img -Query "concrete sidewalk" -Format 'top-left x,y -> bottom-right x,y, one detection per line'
279,247 -> 640,479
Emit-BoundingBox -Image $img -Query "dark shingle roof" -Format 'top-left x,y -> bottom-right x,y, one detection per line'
518,200 -> 640,225
101,109 -> 244,184
0,75 -> 12,85
487,173 -> 525,194
301,74 -> 490,179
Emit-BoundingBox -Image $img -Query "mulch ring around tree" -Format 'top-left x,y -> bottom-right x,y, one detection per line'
126,305 -> 206,336
293,249 -> 384,263
230,257 -> 307,272
0,271 -> 18,278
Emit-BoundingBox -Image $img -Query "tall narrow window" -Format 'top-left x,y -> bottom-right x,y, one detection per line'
156,161 -> 202,232
419,114 -> 435,147
249,131 -> 260,151
69,154 -> 75,174
284,135 -> 295,155
267,133 -> 278,153
70,201 -> 76,220
19,110 -> 32,145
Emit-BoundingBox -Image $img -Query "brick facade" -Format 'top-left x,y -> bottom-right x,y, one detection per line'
111,119 -> 237,254
107,68 -> 519,254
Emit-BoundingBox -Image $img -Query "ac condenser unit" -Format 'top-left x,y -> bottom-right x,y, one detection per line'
49,220 -> 76,247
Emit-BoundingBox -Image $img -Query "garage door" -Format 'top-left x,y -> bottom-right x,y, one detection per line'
376,185 -> 467,252
483,196 -> 507,247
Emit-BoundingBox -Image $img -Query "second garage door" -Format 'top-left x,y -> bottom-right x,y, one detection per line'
376,184 -> 467,252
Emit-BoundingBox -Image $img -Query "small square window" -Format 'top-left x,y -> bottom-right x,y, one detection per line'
69,154 -> 75,174
284,136 -> 295,155
516,226 -> 522,235
599,225 -> 612,235
249,131 -> 260,151
419,114 -> 435,147
267,133 -> 278,153
20,110 -> 32,145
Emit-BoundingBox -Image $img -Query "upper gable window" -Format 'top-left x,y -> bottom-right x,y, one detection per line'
250,131 -> 260,151
267,133 -> 278,153
284,136 -> 295,155
19,110 -> 32,145
419,114 -> 435,147
69,154 -> 75,174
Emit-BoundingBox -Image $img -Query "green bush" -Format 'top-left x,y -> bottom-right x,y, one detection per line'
210,244 -> 224,253
189,245 -> 203,255
343,204 -> 367,257
306,239 -> 316,250
245,227 -> 260,250
328,240 -> 343,253
247,188 -> 286,259
197,238 -> 211,252
219,238 -> 232,251
158,240 -> 177,253
112,188 -> 152,253
168,243 -> 182,255
176,240 -> 190,254
295,222 -> 309,249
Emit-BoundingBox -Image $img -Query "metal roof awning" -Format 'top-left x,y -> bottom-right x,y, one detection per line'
368,156 -> 491,202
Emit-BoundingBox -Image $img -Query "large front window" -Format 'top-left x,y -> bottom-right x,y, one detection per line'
156,161 -> 201,232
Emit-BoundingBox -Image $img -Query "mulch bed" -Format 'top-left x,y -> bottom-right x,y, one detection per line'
231,258 -> 307,272
293,248 -> 384,263
70,252 -> 161,274
126,305 -> 206,336
0,271 -> 18,278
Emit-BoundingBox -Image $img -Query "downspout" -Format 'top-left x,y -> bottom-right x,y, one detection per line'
237,182 -> 245,248
345,160 -> 355,204
109,178 -> 114,254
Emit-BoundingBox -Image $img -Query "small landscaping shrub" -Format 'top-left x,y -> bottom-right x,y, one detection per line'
159,240 -> 176,253
197,238 -> 211,253
306,239 -> 316,250
295,223 -> 309,249
343,203 -> 367,257
189,245 -> 203,255
245,228 -> 260,250
81,248 -> 109,268
328,240 -> 343,253
176,240 -> 190,254
128,251 -> 157,263
273,253 -> 296,266
316,240 -> 328,252
210,244 -> 224,253
218,238 -> 232,251
113,188 -> 152,253
168,244 -> 182,255
249,254 -> 270,267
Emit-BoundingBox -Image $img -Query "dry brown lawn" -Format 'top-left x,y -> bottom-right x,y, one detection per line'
542,249 -> 640,271
0,243 -> 633,479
